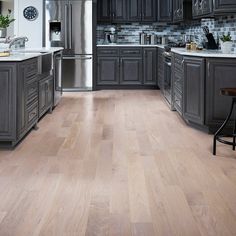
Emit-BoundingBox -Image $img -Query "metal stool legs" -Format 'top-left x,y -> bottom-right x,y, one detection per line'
213,98 -> 236,155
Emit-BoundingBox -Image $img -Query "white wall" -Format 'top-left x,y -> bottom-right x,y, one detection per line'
14,0 -> 43,48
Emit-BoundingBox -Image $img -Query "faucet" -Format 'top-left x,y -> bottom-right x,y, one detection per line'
8,37 -> 29,49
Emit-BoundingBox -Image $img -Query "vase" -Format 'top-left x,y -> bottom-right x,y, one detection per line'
221,41 -> 233,54
0,28 -> 7,38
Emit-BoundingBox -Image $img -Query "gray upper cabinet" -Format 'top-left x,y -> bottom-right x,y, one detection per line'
142,0 -> 157,22
0,64 -> 17,141
173,0 -> 184,22
192,0 -> 213,18
143,48 -> 157,85
206,58 -> 236,128
214,0 -> 236,13
112,0 -> 127,23
97,0 -> 111,23
183,57 -> 205,125
158,0 -> 172,22
128,0 -> 142,21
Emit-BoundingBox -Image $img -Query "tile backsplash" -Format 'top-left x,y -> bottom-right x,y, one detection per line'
97,15 -> 236,52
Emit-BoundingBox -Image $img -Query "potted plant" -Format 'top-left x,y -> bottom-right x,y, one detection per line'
220,33 -> 233,54
0,10 -> 15,38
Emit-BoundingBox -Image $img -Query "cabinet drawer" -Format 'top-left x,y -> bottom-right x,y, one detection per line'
120,48 -> 142,57
26,101 -> 38,127
97,48 -> 119,56
26,79 -> 38,105
25,59 -> 38,78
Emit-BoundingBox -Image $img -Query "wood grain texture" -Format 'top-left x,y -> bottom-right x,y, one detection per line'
0,90 -> 236,236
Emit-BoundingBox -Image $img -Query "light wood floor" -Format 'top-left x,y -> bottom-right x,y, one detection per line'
0,90 -> 236,236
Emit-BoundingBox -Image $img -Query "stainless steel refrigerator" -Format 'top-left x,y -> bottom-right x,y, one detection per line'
44,0 -> 93,91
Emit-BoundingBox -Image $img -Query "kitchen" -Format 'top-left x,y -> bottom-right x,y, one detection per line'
0,0 -> 236,235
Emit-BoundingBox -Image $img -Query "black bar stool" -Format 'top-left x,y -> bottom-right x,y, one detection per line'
213,88 -> 236,155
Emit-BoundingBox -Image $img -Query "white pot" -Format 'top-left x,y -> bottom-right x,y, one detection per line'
0,28 -> 7,38
221,41 -> 233,54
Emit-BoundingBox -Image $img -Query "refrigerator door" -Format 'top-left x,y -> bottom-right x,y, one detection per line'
62,55 -> 93,91
66,0 -> 93,55
45,0 -> 69,49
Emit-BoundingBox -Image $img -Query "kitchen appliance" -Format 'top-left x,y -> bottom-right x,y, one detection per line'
44,0 -> 94,91
104,32 -> 117,44
53,50 -> 63,106
140,32 -> 147,45
202,26 -> 218,50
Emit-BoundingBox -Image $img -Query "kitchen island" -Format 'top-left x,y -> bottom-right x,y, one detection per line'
0,48 -> 63,148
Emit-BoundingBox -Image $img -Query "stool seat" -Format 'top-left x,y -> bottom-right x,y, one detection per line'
220,88 -> 236,96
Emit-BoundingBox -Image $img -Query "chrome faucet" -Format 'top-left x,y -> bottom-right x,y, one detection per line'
8,37 -> 29,49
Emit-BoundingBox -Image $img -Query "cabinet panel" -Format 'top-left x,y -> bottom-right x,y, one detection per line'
112,0 -> 127,22
128,0 -> 142,21
97,0 -> 111,22
143,48 -> 157,85
192,0 -> 212,18
158,0 -> 172,22
97,57 -> 120,85
142,0 -> 157,22
183,57 -> 205,125
206,58 -> 236,127
214,0 -> 236,13
0,65 -> 16,140
120,57 -> 143,85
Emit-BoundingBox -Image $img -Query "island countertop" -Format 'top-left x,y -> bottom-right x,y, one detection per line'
0,47 -> 63,62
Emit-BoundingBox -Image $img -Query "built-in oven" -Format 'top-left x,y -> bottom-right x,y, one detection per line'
163,51 -> 175,110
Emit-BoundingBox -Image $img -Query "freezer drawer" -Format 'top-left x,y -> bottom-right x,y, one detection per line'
62,55 -> 93,91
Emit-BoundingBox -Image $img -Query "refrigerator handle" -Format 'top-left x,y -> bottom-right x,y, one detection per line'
69,3 -> 72,49
64,4 -> 68,49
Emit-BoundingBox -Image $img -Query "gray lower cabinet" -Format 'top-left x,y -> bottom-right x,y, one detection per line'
206,58 -> 236,128
96,46 -> 158,88
143,48 -> 157,85
120,57 -> 142,85
0,57 -> 54,148
97,57 -> 120,85
39,76 -> 53,118
183,57 -> 205,126
0,64 -> 17,141
157,48 -> 164,91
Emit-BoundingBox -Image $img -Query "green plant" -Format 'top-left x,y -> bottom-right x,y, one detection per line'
0,10 -> 15,29
220,32 -> 232,42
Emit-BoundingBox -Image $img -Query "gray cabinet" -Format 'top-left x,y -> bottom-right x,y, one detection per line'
192,0 -> 212,18
39,76 -> 53,118
214,0 -> 236,13
128,0 -> 142,21
183,57 -> 205,125
97,46 -> 158,88
158,0 -> 172,22
206,58 -> 236,128
0,64 -> 17,141
142,0 -> 157,22
173,0 -> 183,22
120,57 -> 142,85
97,0 -> 111,22
143,48 -> 157,85
97,57 -> 120,85
112,0 -> 127,23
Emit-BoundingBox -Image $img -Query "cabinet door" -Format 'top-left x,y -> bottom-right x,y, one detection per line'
39,79 -> 48,117
97,57 -> 120,85
158,0 -> 172,22
143,48 -> 157,85
97,0 -> 111,23
192,0 -> 199,17
206,59 -> 236,127
183,57 -> 205,125
214,0 -> 236,13
173,0 -> 184,22
112,0 -> 127,22
157,48 -> 164,91
199,0 -> 212,16
0,65 -> 16,140
120,57 -> 143,85
46,77 -> 53,109
142,0 -> 157,22
128,0 -> 142,21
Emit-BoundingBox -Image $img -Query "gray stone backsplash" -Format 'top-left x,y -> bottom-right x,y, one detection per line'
97,15 -> 236,52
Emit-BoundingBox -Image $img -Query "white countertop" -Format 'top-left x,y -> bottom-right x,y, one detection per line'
0,47 -> 63,62
97,44 -> 236,58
